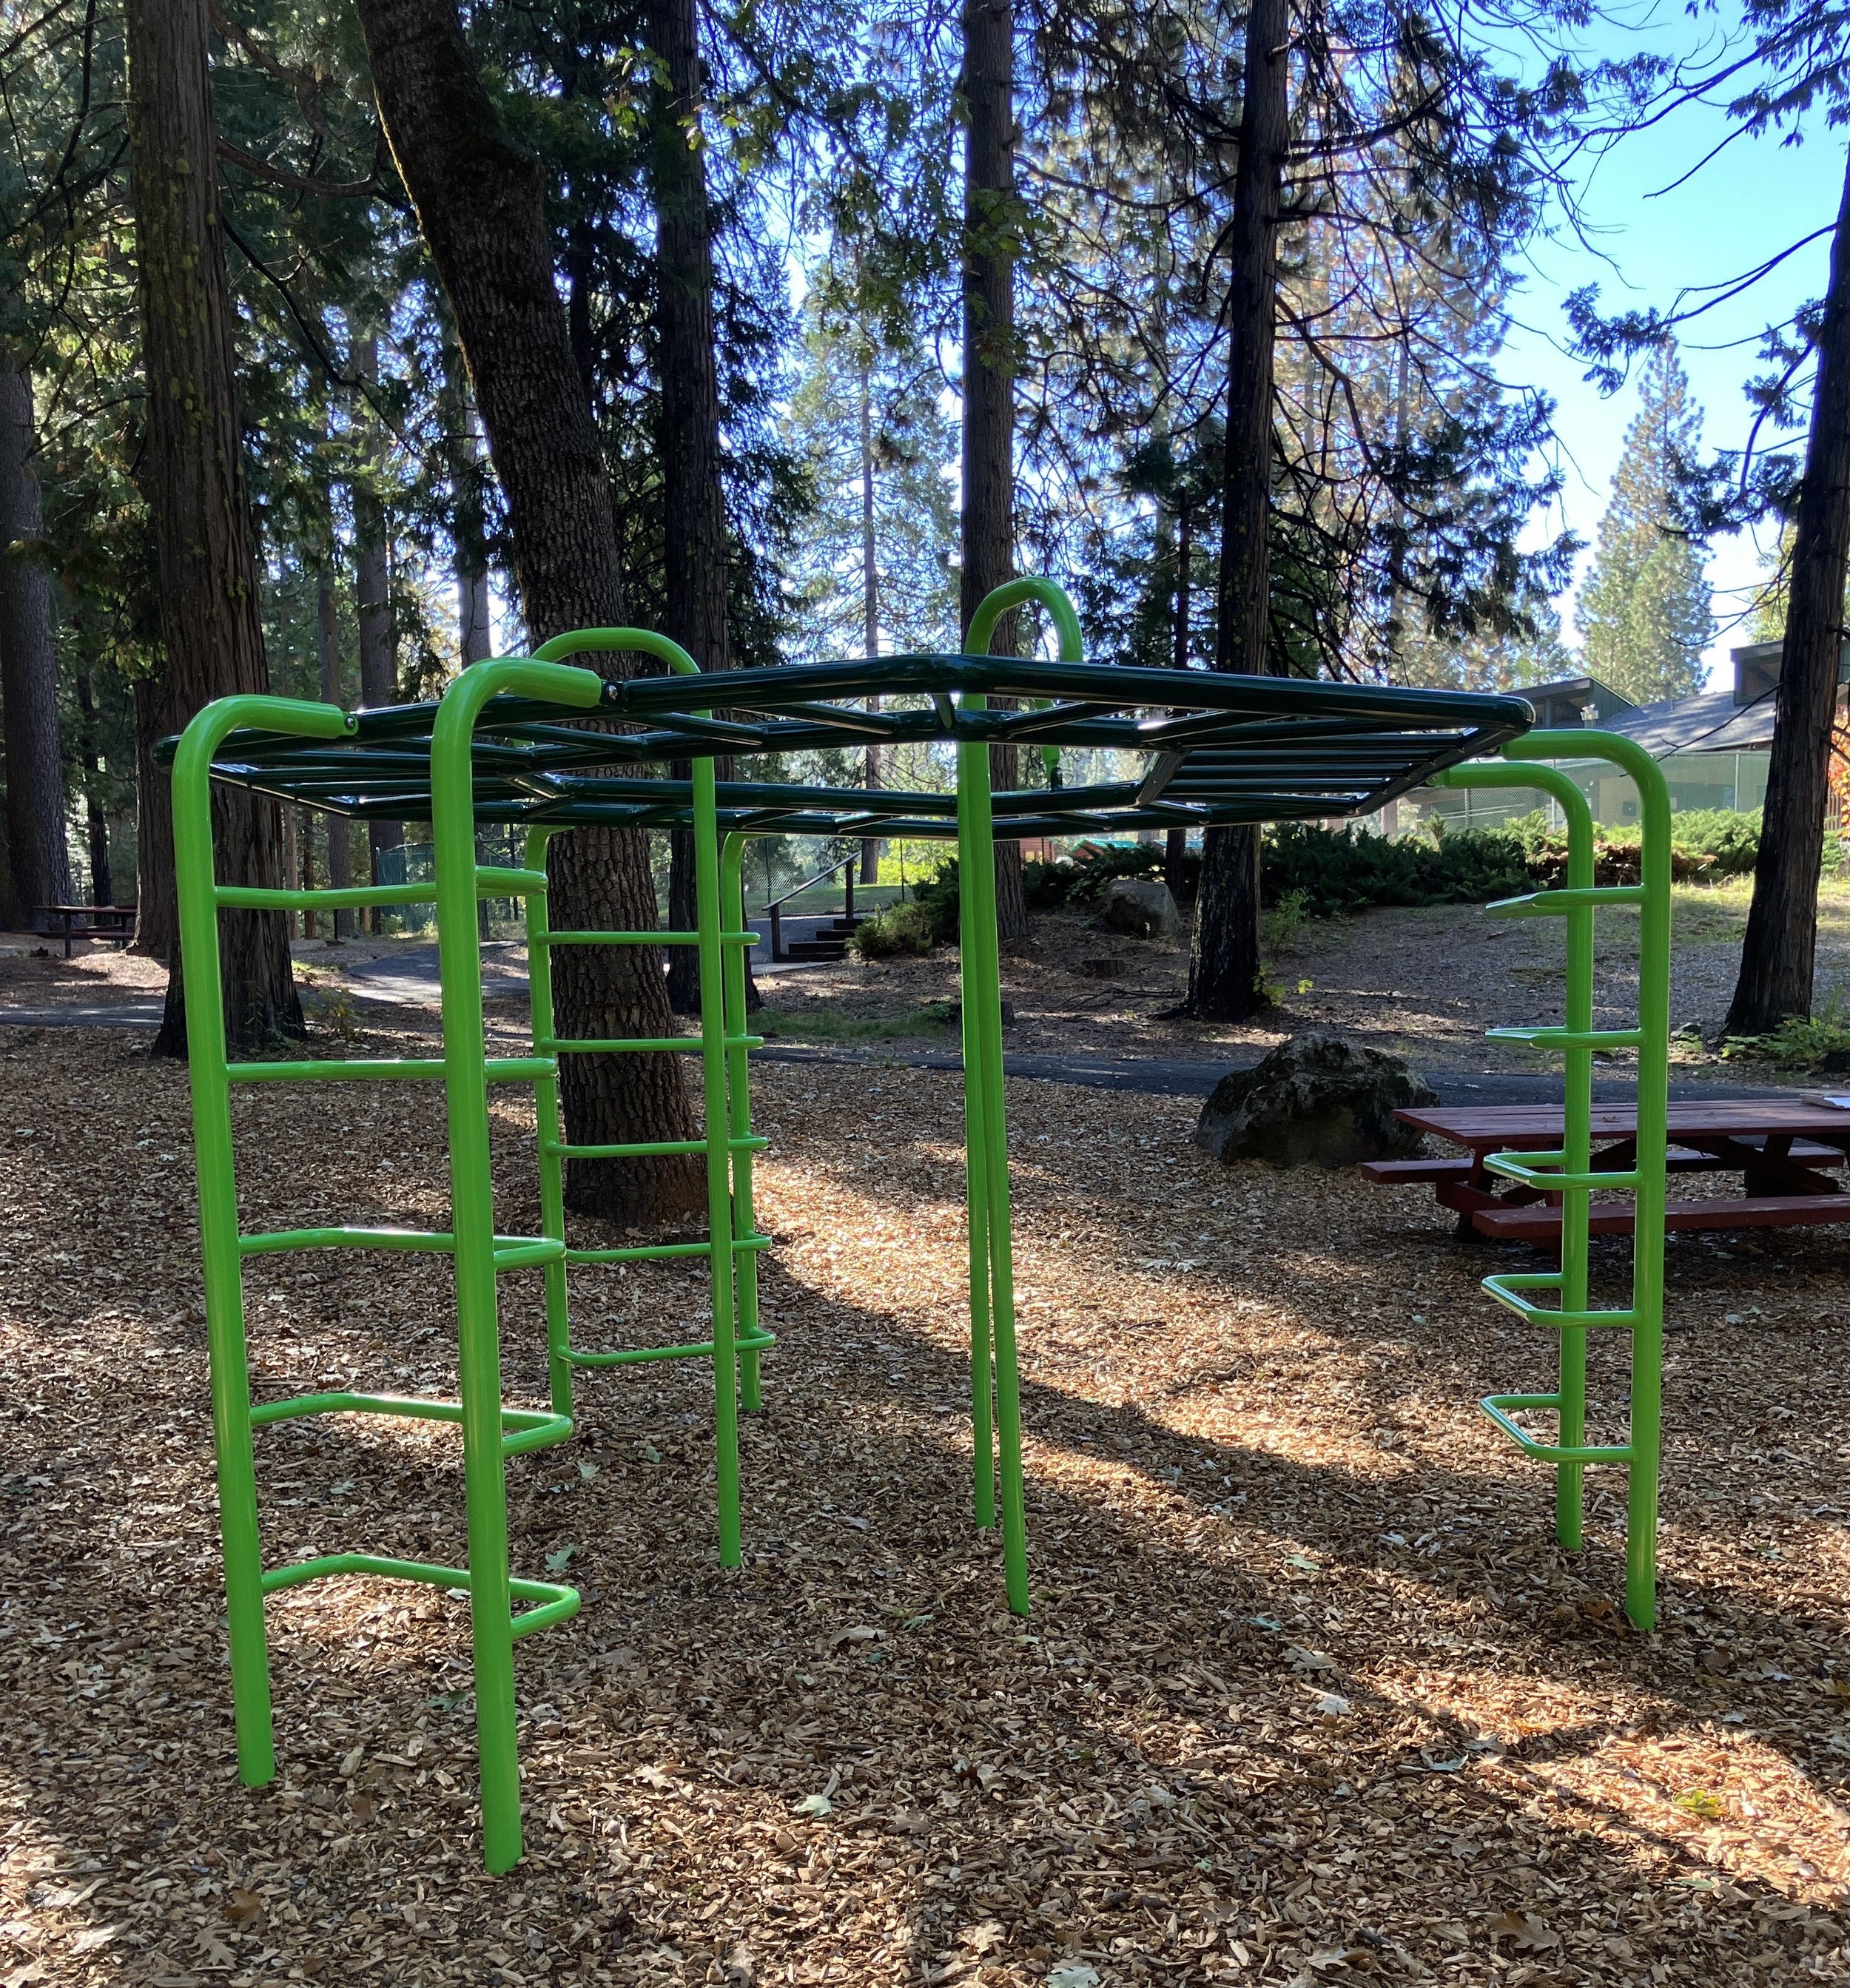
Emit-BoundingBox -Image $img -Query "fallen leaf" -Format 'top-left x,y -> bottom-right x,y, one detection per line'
69,1927 -> 124,1955
793,1792 -> 833,1818
545,1543 -> 577,1573
830,1625 -> 878,1647
222,1889 -> 263,1930
1485,1911 -> 1557,1951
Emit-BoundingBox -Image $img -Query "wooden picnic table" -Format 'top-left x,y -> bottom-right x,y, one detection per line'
38,903 -> 135,960
1365,1098 -> 1850,1242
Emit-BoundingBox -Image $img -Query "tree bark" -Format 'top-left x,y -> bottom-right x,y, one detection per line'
352,329 -> 404,900
354,0 -> 699,1223
132,674 -> 178,957
74,669 -> 112,906
315,564 -> 357,939
961,0 -> 1027,940
1185,0 -> 1288,1020
858,350 -> 881,886
1724,146 -> 1850,1036
126,0 -> 300,1056
1165,492 -> 1192,897
650,0 -> 733,1018
0,369 -> 72,926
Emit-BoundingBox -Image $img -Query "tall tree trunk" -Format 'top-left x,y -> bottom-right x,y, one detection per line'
0,368 -> 72,926
126,0 -> 300,1056
1724,147 -> 1850,1037
961,0 -> 1027,940
132,674 -> 178,957
316,564 -> 356,939
354,0 -> 699,1223
651,0 -> 733,1018
352,329 -> 404,908
1185,0 -> 1288,1021
858,348 -> 882,886
1165,493 -> 1192,897
73,668 -> 112,906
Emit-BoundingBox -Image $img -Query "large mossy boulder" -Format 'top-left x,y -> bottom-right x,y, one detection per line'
1194,1029 -> 1437,1168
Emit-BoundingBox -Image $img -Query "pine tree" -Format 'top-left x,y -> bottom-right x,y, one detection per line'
1575,340 -> 1712,702
781,300 -> 958,662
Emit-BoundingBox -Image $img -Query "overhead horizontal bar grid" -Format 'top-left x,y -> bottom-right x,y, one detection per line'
169,641 -> 1534,837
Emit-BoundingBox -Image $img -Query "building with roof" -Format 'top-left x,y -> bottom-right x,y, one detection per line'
1398,638 -> 1847,833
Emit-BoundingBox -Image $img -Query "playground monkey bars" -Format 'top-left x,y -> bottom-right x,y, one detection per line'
170,580 -> 1539,1869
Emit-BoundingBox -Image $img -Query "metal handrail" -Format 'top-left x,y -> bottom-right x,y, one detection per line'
761,855 -> 857,961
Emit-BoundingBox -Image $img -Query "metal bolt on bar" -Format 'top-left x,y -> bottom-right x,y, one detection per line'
1431,731 -> 1671,1629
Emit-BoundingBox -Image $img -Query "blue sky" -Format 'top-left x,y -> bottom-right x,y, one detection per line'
1502,16 -> 1846,687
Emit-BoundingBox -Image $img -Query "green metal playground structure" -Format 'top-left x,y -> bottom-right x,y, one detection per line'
166,577 -> 1671,1873
1433,732 -> 1672,1634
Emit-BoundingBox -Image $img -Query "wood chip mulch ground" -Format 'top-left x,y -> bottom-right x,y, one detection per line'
1,1026 -> 1847,1987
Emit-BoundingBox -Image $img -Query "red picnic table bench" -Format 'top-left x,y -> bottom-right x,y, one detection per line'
1363,1098 -> 1850,1242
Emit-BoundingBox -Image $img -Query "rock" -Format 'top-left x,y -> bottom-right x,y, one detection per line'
1193,1029 -> 1438,1168
1100,877 -> 1180,941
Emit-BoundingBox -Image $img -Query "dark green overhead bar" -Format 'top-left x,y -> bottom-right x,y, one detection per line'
167,577 -> 1559,1876
181,644 -> 1534,838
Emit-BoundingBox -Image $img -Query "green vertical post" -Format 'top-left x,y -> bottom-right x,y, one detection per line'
172,695 -> 355,1790
1514,732 -> 1671,1628
525,826 -> 575,1422
958,577 -> 1086,1617
693,757 -> 742,1567
431,658 -> 604,1873
1449,731 -> 1671,1631
1432,759 -> 1595,1546
722,834 -> 765,1415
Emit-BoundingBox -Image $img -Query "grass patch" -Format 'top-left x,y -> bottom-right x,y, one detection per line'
757,1003 -> 956,1043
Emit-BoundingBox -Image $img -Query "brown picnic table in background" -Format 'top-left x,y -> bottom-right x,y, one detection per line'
1363,1099 -> 1850,1242
37,903 -> 135,959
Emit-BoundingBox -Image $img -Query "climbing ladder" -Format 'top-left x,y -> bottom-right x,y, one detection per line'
519,630 -> 772,1569
1432,730 -> 1671,1629
172,663 -> 616,1876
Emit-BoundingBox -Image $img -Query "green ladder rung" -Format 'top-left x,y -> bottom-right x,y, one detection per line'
258,1552 -> 579,1640
538,929 -> 760,947
537,1035 -> 763,1054
1484,1026 -> 1642,1051
216,872 -> 544,912
542,1136 -> 768,1159
1481,1392 -> 1635,1466
562,1324 -> 777,1368
564,1233 -> 772,1265
1487,885 -> 1648,919
1483,1151 -> 1641,1190
246,1390 -> 574,1456
1481,1272 -> 1640,1331
226,1056 -> 554,1085
474,865 -> 551,892
238,1226 -> 568,1273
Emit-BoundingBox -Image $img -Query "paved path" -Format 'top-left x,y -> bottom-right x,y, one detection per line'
0,995 -> 1808,1107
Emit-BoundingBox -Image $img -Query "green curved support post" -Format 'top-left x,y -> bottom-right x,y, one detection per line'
1434,730 -> 1671,1629
959,576 -> 1082,1617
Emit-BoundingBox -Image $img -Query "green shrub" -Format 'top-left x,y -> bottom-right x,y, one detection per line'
911,860 -> 962,943
1259,821 -> 1532,917
848,898 -> 935,959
